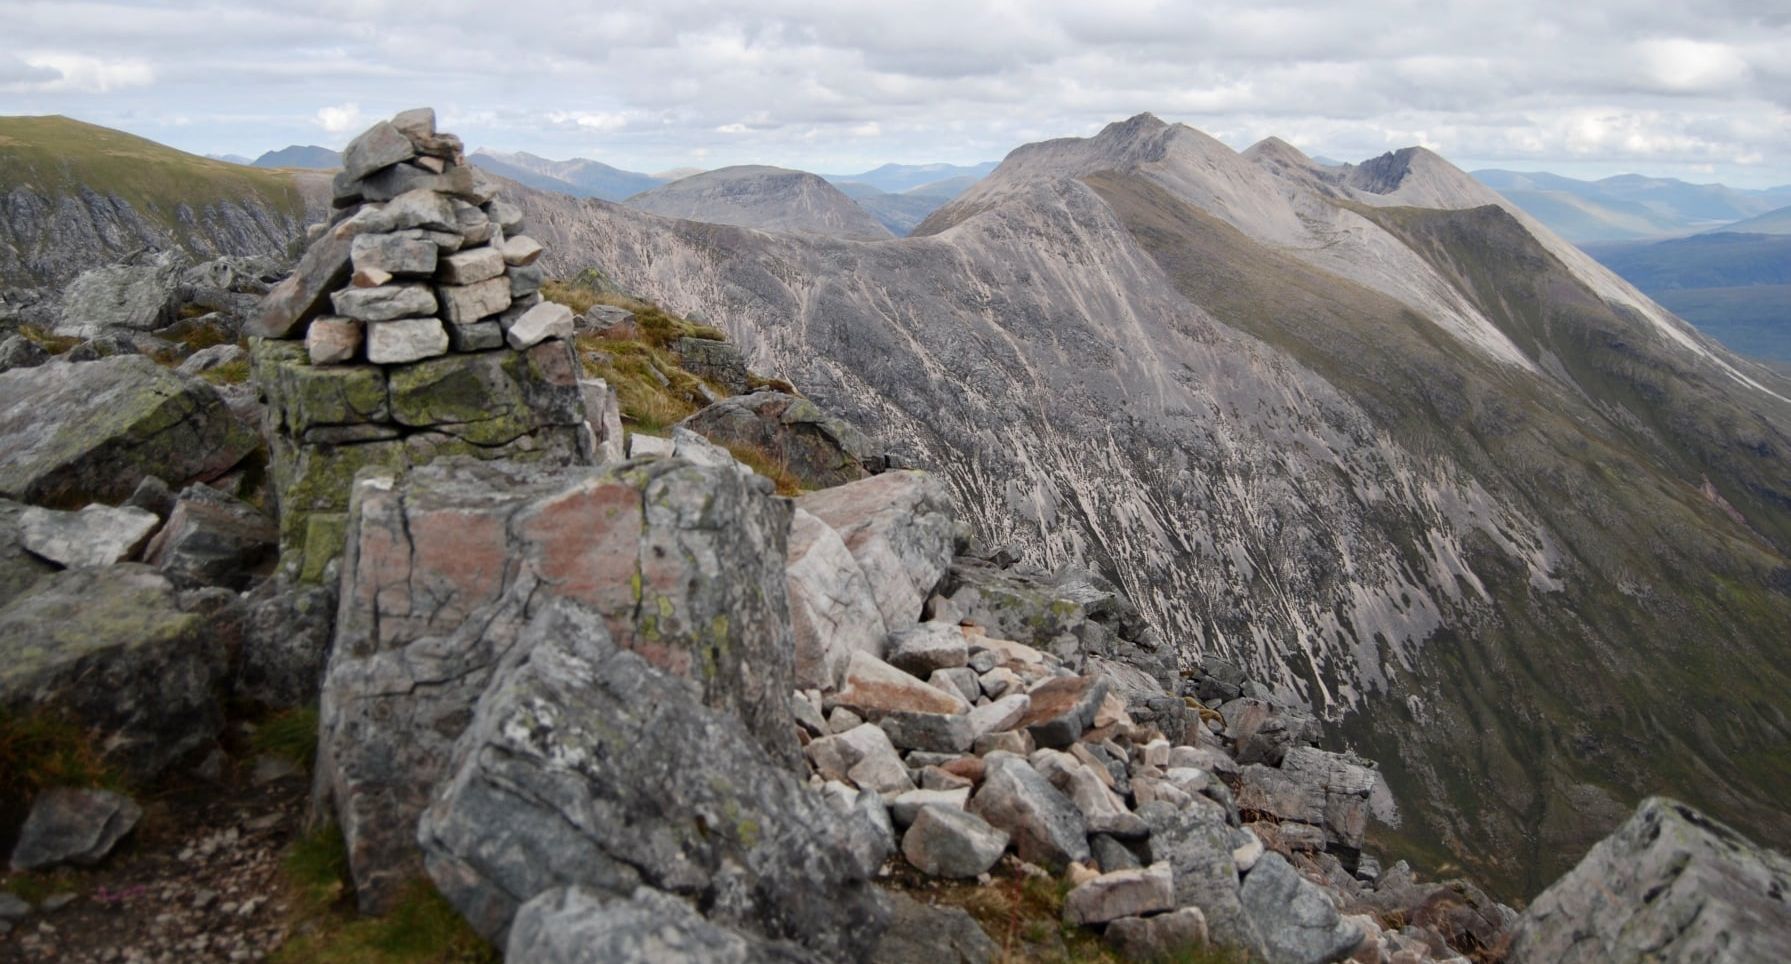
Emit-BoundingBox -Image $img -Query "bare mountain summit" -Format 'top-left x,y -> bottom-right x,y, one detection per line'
623,165 -> 894,241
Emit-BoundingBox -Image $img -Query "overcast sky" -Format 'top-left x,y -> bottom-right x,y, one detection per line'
2,0 -> 1787,186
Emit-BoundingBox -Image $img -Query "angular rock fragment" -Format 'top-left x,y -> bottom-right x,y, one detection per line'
18,503 -> 161,568
1018,675 -> 1109,749
365,317 -> 449,363
331,283 -> 437,323
1237,852 -> 1363,964
968,752 -> 1089,870
140,483 -> 277,589
885,621 -> 969,676
437,247 -> 505,285
437,275 -> 512,324
342,120 -> 416,180
681,391 -> 879,488
902,805 -> 1009,879
786,508 -> 888,690
504,301 -> 574,350
305,316 -> 362,364
1062,863 -> 1175,926
9,788 -> 142,872
796,471 -> 954,627
1104,907 -> 1209,962
805,723 -> 915,796
834,650 -> 971,718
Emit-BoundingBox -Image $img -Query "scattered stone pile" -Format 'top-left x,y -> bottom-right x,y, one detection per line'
244,109 -> 616,580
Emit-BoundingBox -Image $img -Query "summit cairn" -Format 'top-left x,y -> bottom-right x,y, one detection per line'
246,109 -> 596,580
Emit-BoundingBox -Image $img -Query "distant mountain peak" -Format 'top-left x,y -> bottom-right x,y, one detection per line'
1242,136 -> 1315,168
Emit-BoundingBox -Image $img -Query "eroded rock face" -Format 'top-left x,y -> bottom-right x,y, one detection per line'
315,456 -> 798,911
1509,797 -> 1791,963
1238,852 -> 1364,964
786,507 -> 888,690
420,600 -> 883,957
0,565 -> 224,780
0,356 -> 256,509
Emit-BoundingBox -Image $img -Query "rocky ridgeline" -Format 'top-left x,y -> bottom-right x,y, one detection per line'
4,109 -> 1791,964
243,109 -> 614,580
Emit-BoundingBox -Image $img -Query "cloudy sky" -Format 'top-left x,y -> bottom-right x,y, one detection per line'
2,0 -> 1787,186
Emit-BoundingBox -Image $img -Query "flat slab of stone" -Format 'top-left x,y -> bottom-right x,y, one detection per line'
901,805 -> 1008,879
10,788 -> 142,872
1018,675 -> 1109,749
1063,863 -> 1175,926
504,301 -> 575,350
19,503 -> 161,568
885,621 -> 968,677
796,471 -> 954,627
365,317 -> 450,363
834,650 -> 971,718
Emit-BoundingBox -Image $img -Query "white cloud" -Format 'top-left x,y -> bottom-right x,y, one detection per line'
314,102 -> 363,134
1634,38 -> 1750,93
4,53 -> 154,93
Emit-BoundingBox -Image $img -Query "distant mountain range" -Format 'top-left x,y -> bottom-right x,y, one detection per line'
821,161 -> 999,194
1473,169 -> 1791,242
1584,231 -> 1791,361
623,165 -> 893,241
251,145 -> 341,169
468,150 -> 665,202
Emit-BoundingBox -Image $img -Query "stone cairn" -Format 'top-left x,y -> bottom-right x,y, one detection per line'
246,108 -> 607,581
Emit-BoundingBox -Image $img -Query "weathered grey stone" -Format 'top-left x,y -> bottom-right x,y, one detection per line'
1063,863 -> 1175,926
453,201 -> 494,244
306,316 -> 361,364
0,565 -> 224,779
0,335 -> 50,372
140,482 -> 276,589
504,300 -> 575,349
1018,675 -> 1109,749
360,163 -> 478,204
56,258 -> 182,336
331,283 -> 436,323
446,319 -> 504,352
437,276 -> 512,324
580,378 -> 626,463
786,508 -> 888,690
343,120 -> 417,180
0,500 -> 56,608
248,206 -> 391,339
1236,747 -> 1376,854
796,471 -> 954,629
673,337 -> 752,395
390,107 -> 436,145
1092,834 -> 1144,873
880,710 -> 976,753
1238,852 -> 1363,964
968,751 -> 1089,870
384,342 -> 584,444
1142,801 -> 1262,954
835,650 -> 971,718
819,782 -> 897,876
438,247 -> 505,286
369,190 -> 459,233
317,457 -> 793,910
1032,748 -> 1146,838
496,234 -> 544,267
351,233 -> 438,278
1104,907 -> 1209,962
891,788 -> 972,826
1,357 -> 253,509
1509,797 -> 1791,964
509,262 -> 545,298
505,886 -> 826,964
870,890 -> 998,964
418,599 -> 883,957
17,503 -> 160,568
1221,697 -> 1319,766
364,317 -> 449,363
234,575 -> 335,708
683,391 -> 883,490
805,723 -> 915,796
487,199 -> 525,233
9,788 -> 142,872
886,621 -> 969,677
902,804 -> 1008,878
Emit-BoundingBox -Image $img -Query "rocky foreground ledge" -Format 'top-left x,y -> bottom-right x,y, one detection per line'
2,109 -> 1790,964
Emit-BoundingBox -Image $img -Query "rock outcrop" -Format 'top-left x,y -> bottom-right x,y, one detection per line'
1509,797 -> 1791,963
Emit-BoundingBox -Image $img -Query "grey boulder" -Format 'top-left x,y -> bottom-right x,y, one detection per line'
9,787 -> 142,871
796,471 -> 956,628
1509,796 -> 1791,964
506,886 -> 825,964
901,804 -> 1008,878
140,483 -> 277,589
18,503 -> 161,568
681,391 -> 882,490
1238,852 -> 1363,964
419,600 -> 884,959
968,751 -> 1089,870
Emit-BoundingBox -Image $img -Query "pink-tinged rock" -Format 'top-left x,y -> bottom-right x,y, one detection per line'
786,508 -> 888,690
795,471 -> 955,628
833,650 -> 970,718
306,317 -> 362,365
436,276 -> 512,324
1018,675 -> 1110,749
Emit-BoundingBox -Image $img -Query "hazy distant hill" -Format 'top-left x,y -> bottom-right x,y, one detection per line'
823,160 -> 997,194
833,175 -> 987,235
469,150 -> 663,201
1586,232 -> 1791,361
1474,169 -> 1789,242
623,165 -> 893,241
252,145 -> 340,169
1707,204 -> 1791,236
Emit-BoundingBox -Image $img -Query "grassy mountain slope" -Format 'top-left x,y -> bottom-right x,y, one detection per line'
0,116 -> 323,287
1583,233 -> 1791,362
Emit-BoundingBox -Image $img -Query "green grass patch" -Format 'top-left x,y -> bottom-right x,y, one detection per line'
199,357 -> 252,385
272,825 -> 496,964
15,323 -> 81,356
1,869 -> 82,905
252,706 -> 319,775
0,708 -> 118,811
722,441 -> 804,496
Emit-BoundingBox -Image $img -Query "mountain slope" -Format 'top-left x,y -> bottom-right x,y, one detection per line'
252,145 -> 340,169
0,115 -> 328,288
622,165 -> 893,241
509,116 -> 1791,897
468,150 -> 662,201
1583,232 -> 1791,362
823,160 -> 997,194
1709,204 -> 1791,235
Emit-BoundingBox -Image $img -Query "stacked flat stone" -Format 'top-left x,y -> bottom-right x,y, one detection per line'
247,109 -> 591,582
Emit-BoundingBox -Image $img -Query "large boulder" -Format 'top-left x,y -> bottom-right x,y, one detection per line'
1235,747 -> 1377,855
55,255 -> 184,338
0,565 -> 225,780
1237,852 -> 1363,964
968,752 -> 1089,870
1221,697 -> 1321,767
140,483 -> 277,589
1509,797 -> 1791,963
506,886 -> 825,964
681,391 -> 881,489
785,507 -> 888,690
869,891 -> 998,964
17,503 -> 161,569
0,356 -> 256,509
233,576 -> 336,709
315,456 -> 798,911
9,788 -> 141,872
1141,801 -> 1262,955
674,337 -> 753,395
419,600 -> 885,958
797,471 -> 955,629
